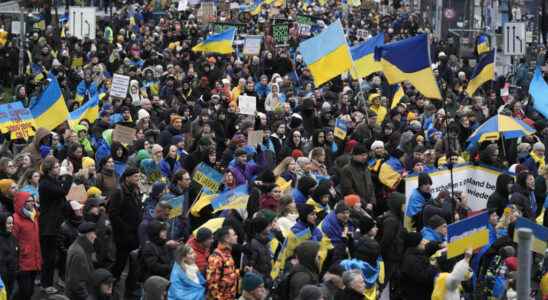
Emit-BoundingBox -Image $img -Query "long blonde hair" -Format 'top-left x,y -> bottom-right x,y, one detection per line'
273,157 -> 295,177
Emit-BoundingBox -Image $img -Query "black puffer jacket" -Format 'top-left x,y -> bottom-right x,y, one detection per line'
289,241 -> 320,300
487,174 -> 513,217
140,221 -> 172,280
379,192 -> 405,263
0,212 -> 17,297
400,247 -> 439,300
244,234 -> 273,287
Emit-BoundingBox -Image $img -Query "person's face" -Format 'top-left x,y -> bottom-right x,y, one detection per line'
489,211 -> 498,226
74,147 -> 83,158
122,110 -> 131,121
277,124 -> 286,135
317,132 -> 325,144
368,225 -> 378,237
288,160 -> 298,172
5,216 -> 13,233
351,274 -> 366,293
224,172 -> 234,185
209,152 -> 216,164
99,282 -> 113,296
179,173 -> 192,189
436,224 -> 448,236
237,154 -> 247,165
420,184 -> 432,194
374,147 -> 384,156
6,161 -> 16,175
292,131 -> 301,144
24,197 -> 35,210
153,147 -> 163,161
22,155 -> 31,167
173,119 -> 183,130
353,153 -> 368,162
105,158 -> 114,171
527,175 -> 535,190
87,231 -> 97,243
183,248 -> 196,264
272,187 -> 282,200
69,132 -> 78,143
90,206 -> 100,216
306,211 -> 317,225
126,173 -> 141,187
535,148 -> 545,158
336,210 -> 350,224
169,146 -> 177,158
250,284 -> 267,300
116,148 -> 124,158
159,229 -> 167,240
50,162 -> 61,177
226,228 -> 238,245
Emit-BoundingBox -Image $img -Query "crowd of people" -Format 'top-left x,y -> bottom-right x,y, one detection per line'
0,0 -> 547,299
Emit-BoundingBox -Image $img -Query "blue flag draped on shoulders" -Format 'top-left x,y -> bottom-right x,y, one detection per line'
30,74 -> 69,131
374,34 -> 442,100
68,93 -> 99,129
530,65 -> 548,119
350,33 -> 384,79
192,27 -> 236,55
298,19 -> 353,87
210,184 -> 249,212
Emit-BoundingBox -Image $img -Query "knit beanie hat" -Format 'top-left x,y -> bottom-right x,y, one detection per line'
0,179 -> 14,194
242,272 -> 264,292
344,194 -> 361,208
404,231 -> 423,248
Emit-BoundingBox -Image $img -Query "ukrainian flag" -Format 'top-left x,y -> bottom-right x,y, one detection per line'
211,184 -> 249,212
275,177 -> 292,192
250,0 -> 263,15
192,27 -> 236,55
388,83 -> 405,109
447,212 -> 489,258
68,93 -> 99,129
271,227 -> 312,279
30,75 -> 69,131
190,188 -> 218,217
475,34 -> 490,56
193,217 -> 225,236
349,33 -> 384,79
374,34 -> 442,100
298,19 -> 353,87
0,276 -> 5,300
378,157 -> 404,189
465,49 -> 494,96
514,217 -> 548,254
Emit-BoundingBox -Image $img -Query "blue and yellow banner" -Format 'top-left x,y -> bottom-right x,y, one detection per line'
192,27 -> 236,54
388,83 -> 405,109
30,74 -> 69,131
298,19 -> 352,87
334,118 -> 348,140
374,34 -> 441,100
68,93 -> 99,129
514,217 -> 548,254
447,212 -> 489,258
349,33 -> 384,79
193,163 -> 223,192
166,195 -> 185,219
465,49 -> 494,96
0,101 -> 36,140
211,184 -> 249,212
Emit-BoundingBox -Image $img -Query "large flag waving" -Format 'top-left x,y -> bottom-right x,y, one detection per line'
68,93 -> 99,128
350,33 -> 384,79
298,19 -> 353,87
465,50 -> 494,96
530,65 -> 548,119
192,27 -> 236,55
30,75 -> 69,130
374,34 -> 442,100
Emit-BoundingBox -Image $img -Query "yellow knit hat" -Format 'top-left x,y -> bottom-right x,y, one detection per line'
87,186 -> 102,198
0,179 -> 15,194
82,157 -> 95,170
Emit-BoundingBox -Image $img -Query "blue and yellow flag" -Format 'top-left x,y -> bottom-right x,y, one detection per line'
0,275 -> 6,300
530,65 -> 548,119
514,217 -> 548,254
447,212 -> 489,258
349,33 -> 384,79
298,19 -> 353,87
190,188 -> 218,217
465,50 -> 494,96
30,75 -> 69,131
475,34 -> 490,56
388,83 -> 405,109
68,93 -> 99,129
271,226 -> 312,279
250,0 -> 263,15
211,184 -> 249,212
378,157 -> 404,189
192,27 -> 236,55
193,217 -> 225,237
374,34 -> 441,100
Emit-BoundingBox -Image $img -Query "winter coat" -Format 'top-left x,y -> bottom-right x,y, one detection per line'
38,174 -> 73,236
22,127 -> 51,168
487,174 -> 513,217
400,247 -> 439,300
340,160 -> 376,205
65,235 -> 95,300
379,193 -> 405,264
186,236 -> 210,273
143,276 -> 170,300
95,169 -> 117,198
159,125 -> 183,148
168,263 -> 206,300
0,213 -> 17,294
12,192 -> 41,271
289,241 -> 320,300
141,223 -> 173,280
206,244 -> 239,300
510,183 -> 535,219
243,235 -> 273,285
108,183 -> 142,250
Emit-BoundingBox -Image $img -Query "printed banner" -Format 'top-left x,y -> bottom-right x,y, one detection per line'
514,217 -> 548,254
405,164 -> 503,212
333,118 -> 348,140
193,162 -> 223,192
0,101 -> 36,140
447,212 -> 489,258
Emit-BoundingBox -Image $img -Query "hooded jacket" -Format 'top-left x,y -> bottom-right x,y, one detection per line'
510,172 -> 536,219
141,221 -> 172,279
87,268 -> 115,300
289,240 -> 320,300
379,192 -> 405,263
0,212 -> 16,294
22,127 -> 51,168
65,235 -> 95,300
487,174 -> 513,217
143,276 -> 170,300
400,247 -> 439,299
39,171 -> 73,236
340,158 -> 376,205
108,180 -> 142,250
12,192 -> 42,271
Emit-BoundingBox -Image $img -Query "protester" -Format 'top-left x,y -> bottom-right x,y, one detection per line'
206,226 -> 239,300
168,244 -> 206,300
65,221 -> 97,300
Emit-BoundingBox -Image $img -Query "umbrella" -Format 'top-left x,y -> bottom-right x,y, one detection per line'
467,114 -> 536,143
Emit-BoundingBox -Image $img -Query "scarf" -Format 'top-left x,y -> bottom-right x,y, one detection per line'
530,150 -> 546,170
183,263 -> 201,284
22,207 -> 36,221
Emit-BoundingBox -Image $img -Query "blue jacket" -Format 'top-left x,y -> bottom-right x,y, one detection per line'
160,159 -> 183,179
321,211 -> 353,248
420,226 -> 445,243
292,220 -> 322,242
406,188 -> 428,217
292,188 -> 308,205
168,263 -> 206,300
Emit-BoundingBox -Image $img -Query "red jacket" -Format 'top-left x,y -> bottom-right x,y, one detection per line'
259,194 -> 279,211
186,236 -> 210,273
12,192 -> 42,271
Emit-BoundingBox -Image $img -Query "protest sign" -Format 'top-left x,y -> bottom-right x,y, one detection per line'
212,22 -> 245,34
405,164 -> 503,212
447,212 -> 489,258
247,130 -> 264,147
272,21 -> 289,46
243,35 -> 262,56
198,1 -> 217,24
333,118 -> 348,140
239,95 -> 257,115
67,184 -> 88,204
193,162 -> 223,192
178,0 -> 188,11
0,102 -> 36,140
113,124 -> 137,146
514,217 -> 548,254
110,73 -> 130,99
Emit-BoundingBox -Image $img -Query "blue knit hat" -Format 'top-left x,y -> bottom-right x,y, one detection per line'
242,272 -> 263,292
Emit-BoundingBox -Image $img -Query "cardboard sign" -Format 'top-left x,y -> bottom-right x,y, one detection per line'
110,73 -> 130,99
247,130 -> 264,147
238,95 -> 257,115
112,124 -> 137,146
243,35 -> 262,56
66,184 -> 88,204
193,163 -> 223,192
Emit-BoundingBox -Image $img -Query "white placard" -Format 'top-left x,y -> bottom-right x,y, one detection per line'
178,0 -> 188,11
10,21 -> 23,35
243,35 -> 262,56
68,6 -> 97,40
238,95 -> 257,115
110,74 -> 130,99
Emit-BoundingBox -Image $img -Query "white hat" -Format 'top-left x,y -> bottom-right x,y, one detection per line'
137,109 -> 150,122
70,200 -> 83,211
370,140 -> 385,150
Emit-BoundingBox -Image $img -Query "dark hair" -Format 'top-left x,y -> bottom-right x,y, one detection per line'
215,226 -> 233,243
172,169 -> 189,184
41,156 -> 59,175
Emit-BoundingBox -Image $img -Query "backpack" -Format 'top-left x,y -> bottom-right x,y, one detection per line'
375,211 -> 389,243
271,268 -> 314,300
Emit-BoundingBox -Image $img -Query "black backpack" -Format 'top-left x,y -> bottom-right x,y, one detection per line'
271,268 -> 314,300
